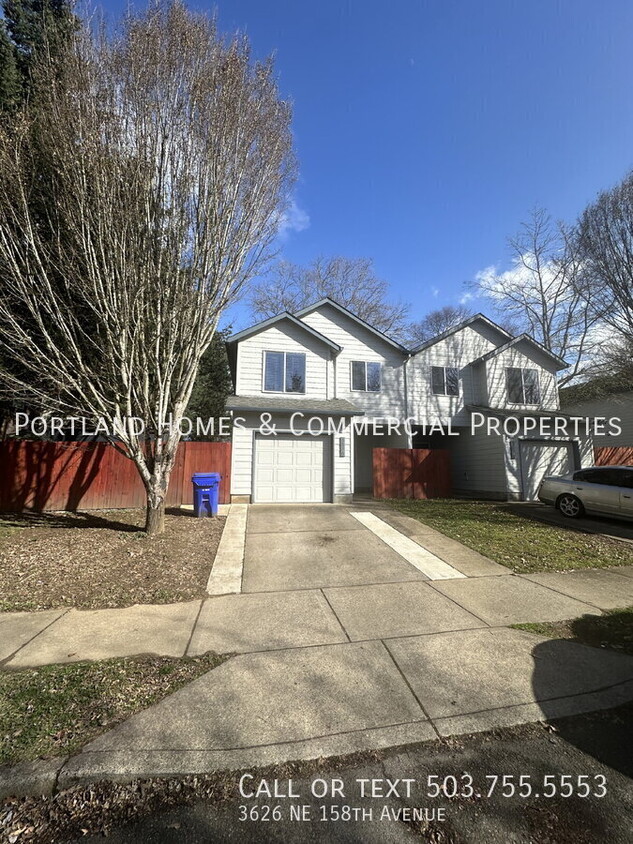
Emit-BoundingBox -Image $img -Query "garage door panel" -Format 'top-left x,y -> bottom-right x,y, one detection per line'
295,468 -> 317,483
254,434 -> 332,503
296,453 -> 314,466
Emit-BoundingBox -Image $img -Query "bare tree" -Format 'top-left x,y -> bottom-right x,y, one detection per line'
250,255 -> 410,339
577,170 -> 633,338
474,208 -> 600,384
406,304 -> 473,347
0,2 -> 295,534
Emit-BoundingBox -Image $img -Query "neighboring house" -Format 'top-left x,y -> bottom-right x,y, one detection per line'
225,299 -> 593,504
562,387 -> 633,450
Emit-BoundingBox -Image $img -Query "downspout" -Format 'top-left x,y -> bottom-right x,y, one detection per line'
403,353 -> 413,448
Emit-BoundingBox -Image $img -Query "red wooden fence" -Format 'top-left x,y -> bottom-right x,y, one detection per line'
0,440 -> 231,512
595,445 -> 633,466
372,448 -> 451,499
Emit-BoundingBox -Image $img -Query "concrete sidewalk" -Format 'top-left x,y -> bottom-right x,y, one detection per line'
2,504 -> 633,797
5,566 -> 633,668
4,626 -> 632,797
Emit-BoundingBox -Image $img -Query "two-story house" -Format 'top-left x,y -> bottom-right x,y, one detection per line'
225,299 -> 593,504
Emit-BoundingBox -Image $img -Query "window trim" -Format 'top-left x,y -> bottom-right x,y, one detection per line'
505,367 -> 541,405
350,360 -> 382,393
430,365 -> 460,397
262,350 -> 306,394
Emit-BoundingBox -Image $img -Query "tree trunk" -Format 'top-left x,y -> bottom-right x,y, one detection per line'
145,495 -> 166,536
138,443 -> 177,537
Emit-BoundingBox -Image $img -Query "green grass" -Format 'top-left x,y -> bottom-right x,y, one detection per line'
514,607 -> 633,655
390,498 -> 633,573
0,652 -> 228,765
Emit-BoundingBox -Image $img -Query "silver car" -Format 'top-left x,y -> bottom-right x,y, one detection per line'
537,465 -> 633,520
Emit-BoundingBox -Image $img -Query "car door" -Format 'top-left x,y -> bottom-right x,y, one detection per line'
572,468 -> 622,515
618,469 -> 633,518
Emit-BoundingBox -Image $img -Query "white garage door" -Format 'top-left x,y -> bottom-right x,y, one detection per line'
253,434 -> 332,503
520,441 -> 574,500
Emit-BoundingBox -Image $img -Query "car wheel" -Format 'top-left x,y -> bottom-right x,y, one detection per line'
557,494 -> 584,519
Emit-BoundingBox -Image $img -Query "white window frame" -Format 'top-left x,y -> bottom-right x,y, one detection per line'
262,350 -> 307,394
505,367 -> 541,405
350,360 -> 382,393
431,366 -> 459,397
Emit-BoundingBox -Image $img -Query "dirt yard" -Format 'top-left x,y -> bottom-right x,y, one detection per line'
0,509 -> 225,612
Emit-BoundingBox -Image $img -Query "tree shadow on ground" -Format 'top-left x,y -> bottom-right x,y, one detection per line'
565,610 -> 633,655
0,509 -> 143,533
532,634 -> 633,778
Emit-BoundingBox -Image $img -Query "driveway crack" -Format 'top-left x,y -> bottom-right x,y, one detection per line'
381,639 -> 441,739
320,589 -> 351,642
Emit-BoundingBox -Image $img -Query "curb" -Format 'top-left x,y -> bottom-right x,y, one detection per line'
0,757 -> 67,800
4,675 -> 633,800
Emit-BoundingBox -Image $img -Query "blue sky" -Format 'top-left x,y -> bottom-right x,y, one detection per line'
105,2 -> 633,328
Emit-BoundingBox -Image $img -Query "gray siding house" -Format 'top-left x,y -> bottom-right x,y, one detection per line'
562,389 -> 633,450
225,299 -> 593,504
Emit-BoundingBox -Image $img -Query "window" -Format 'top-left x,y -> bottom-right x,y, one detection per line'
351,361 -> 381,392
263,351 -> 306,393
573,468 -> 629,486
505,367 -> 540,404
431,366 -> 459,396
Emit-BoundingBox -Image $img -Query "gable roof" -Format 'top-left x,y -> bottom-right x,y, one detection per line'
409,313 -> 513,354
227,312 -> 342,352
293,297 -> 408,353
476,334 -> 569,370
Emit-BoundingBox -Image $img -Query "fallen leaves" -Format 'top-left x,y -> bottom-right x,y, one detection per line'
0,510 -> 225,612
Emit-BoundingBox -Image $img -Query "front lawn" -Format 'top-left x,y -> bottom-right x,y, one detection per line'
0,652 -> 228,765
514,607 -> 633,655
0,510 -> 225,612
391,499 -> 633,573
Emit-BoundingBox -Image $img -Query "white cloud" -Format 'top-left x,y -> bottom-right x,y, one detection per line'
459,291 -> 475,305
276,199 -> 310,239
474,256 -> 560,300
431,286 -> 440,298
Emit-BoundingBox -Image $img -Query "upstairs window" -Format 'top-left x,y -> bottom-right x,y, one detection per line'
264,351 -> 306,393
351,361 -> 381,392
431,366 -> 459,396
506,367 -> 540,404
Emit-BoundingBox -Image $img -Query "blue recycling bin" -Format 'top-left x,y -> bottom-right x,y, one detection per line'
192,472 -> 220,518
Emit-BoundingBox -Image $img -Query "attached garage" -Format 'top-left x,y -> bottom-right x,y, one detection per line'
253,433 -> 332,503
519,440 -> 575,500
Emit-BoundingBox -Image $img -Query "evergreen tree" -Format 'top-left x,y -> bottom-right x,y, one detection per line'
0,21 -> 20,110
0,1 -> 77,435
186,330 -> 233,440
1,0 -> 76,108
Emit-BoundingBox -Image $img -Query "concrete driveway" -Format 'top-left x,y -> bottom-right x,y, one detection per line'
243,504 -> 431,591
4,503 -> 633,793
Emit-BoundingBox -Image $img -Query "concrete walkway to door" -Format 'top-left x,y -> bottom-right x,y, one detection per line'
2,504 -> 633,795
